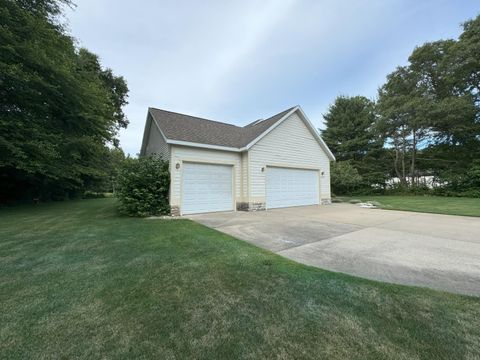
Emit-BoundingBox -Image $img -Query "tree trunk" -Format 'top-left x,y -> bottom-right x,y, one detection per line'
410,128 -> 416,187
401,131 -> 407,187
393,137 -> 402,181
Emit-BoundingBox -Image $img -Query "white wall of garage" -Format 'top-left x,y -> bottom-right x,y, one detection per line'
170,145 -> 242,208
248,112 -> 331,202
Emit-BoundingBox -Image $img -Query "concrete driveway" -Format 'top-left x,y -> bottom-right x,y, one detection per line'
187,204 -> 480,296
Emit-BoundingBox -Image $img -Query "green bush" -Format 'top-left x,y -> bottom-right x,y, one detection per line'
385,183 -> 432,196
433,187 -> 480,198
431,161 -> 480,198
331,161 -> 363,195
116,157 -> 170,216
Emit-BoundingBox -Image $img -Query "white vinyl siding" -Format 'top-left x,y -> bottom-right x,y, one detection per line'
249,112 -> 331,201
266,167 -> 319,208
144,115 -> 169,159
170,145 -> 242,208
181,163 -> 233,214
241,152 -> 248,201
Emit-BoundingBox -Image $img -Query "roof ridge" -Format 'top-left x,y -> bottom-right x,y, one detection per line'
242,106 -> 296,128
149,107 -> 242,128
244,118 -> 264,127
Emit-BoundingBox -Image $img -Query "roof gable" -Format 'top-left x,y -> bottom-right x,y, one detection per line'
245,107 -> 335,161
141,106 -> 335,160
147,107 -> 294,149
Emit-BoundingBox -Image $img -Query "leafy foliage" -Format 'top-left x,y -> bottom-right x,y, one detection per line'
322,96 -> 388,188
377,16 -> 480,189
435,160 -> 480,198
322,96 -> 378,161
116,157 -> 170,217
324,15 -> 480,195
0,0 -> 128,203
330,161 -> 363,195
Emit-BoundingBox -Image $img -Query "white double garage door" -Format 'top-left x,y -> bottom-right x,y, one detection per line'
182,162 -> 320,215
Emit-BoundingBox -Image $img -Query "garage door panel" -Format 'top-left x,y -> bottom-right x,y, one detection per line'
266,167 -> 319,209
182,163 -> 233,215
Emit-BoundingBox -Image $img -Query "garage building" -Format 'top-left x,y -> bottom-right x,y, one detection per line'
140,106 -> 335,215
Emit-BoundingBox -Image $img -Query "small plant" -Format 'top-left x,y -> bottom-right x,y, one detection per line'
349,199 -> 362,204
116,156 -> 170,216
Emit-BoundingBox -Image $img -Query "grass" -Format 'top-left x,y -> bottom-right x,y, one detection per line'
1,199 -> 479,359
338,195 -> 480,217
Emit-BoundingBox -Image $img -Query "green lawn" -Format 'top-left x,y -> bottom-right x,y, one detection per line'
339,195 -> 480,217
1,199 -> 479,359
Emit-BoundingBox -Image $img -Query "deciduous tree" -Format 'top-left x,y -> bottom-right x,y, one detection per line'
0,0 -> 129,202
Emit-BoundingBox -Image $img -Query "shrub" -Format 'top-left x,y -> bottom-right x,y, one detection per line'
430,161 -> 480,198
331,161 -> 363,195
116,156 -> 170,216
385,183 -> 432,196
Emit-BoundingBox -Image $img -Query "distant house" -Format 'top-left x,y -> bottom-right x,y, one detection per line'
140,106 -> 335,215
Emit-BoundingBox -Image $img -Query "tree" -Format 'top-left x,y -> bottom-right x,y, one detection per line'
322,96 -> 387,188
378,16 -> 480,189
323,15 -> 480,195
322,96 -> 377,161
377,65 -> 430,186
0,0 -> 129,202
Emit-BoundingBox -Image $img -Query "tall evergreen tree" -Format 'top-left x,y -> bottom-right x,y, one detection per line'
322,96 -> 387,188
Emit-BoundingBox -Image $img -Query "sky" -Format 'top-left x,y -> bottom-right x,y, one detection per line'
65,0 -> 480,156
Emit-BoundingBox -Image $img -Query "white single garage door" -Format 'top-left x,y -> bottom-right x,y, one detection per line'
266,167 -> 319,209
182,162 -> 234,215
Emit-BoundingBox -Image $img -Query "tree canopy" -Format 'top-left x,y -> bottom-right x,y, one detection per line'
322,96 -> 388,191
323,14 -> 480,196
0,0 -> 129,202
322,96 -> 378,161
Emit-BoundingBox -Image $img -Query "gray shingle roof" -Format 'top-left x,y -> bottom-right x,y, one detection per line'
148,106 -> 295,148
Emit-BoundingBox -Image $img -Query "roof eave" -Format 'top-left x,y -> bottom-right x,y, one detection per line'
166,139 -> 242,152
295,106 -> 336,161
139,111 -> 152,156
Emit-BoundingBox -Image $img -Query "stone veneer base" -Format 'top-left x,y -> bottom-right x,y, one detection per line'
174,198 -> 331,215
247,202 -> 266,211
236,202 -> 249,211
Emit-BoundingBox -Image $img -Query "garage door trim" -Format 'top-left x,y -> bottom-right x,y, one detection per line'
265,165 -> 320,210
180,160 -> 236,215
